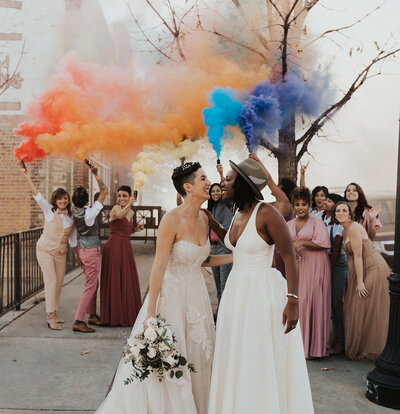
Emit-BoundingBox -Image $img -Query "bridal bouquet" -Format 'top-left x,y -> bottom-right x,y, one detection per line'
123,314 -> 196,384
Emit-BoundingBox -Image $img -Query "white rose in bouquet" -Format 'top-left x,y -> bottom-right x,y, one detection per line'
137,340 -> 147,349
147,347 -> 157,358
127,336 -> 136,348
166,354 -> 177,367
144,327 -> 157,341
147,317 -> 158,328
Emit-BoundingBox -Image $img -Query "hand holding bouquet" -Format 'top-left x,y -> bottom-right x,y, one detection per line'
123,315 -> 196,384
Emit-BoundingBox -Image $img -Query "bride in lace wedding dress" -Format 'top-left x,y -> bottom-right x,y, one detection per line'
95,162 -> 232,414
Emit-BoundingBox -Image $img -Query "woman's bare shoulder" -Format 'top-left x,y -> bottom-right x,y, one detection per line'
258,202 -> 284,222
160,207 -> 181,225
349,221 -> 364,235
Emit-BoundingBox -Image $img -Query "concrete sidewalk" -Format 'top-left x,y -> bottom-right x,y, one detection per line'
0,244 -> 396,414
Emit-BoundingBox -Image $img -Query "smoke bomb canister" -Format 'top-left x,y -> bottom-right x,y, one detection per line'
20,160 -> 27,170
217,159 -> 221,164
133,190 -> 138,201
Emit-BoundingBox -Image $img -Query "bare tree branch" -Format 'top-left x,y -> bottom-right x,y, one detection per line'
0,42 -> 25,96
230,0 -> 271,53
280,0 -> 301,79
127,3 -> 175,61
305,4 -> 382,47
198,25 -> 269,61
262,138 -> 279,155
267,0 -> 285,21
289,0 -> 320,24
295,47 -> 400,162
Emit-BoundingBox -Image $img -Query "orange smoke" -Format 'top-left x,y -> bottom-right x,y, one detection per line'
15,35 -> 271,162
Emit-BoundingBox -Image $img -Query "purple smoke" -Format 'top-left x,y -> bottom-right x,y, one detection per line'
239,71 -> 331,151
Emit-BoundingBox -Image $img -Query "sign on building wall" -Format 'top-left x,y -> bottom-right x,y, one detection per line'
46,157 -> 73,200
0,0 -> 65,115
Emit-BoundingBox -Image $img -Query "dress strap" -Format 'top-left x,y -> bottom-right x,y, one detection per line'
247,201 -> 263,234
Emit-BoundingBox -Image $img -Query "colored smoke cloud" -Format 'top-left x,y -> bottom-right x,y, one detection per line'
132,140 -> 200,188
202,86 -> 242,158
14,35 -> 269,165
239,71 -> 331,151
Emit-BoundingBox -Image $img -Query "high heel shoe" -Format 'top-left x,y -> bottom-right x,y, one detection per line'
47,312 -> 62,330
54,312 -> 64,324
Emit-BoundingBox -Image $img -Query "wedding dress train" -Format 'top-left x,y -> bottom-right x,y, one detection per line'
208,202 -> 314,414
95,239 -> 215,414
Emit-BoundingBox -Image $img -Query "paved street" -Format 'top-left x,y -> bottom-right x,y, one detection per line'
0,242 -> 396,414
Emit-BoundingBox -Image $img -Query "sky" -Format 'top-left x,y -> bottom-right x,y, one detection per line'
97,0 -> 400,207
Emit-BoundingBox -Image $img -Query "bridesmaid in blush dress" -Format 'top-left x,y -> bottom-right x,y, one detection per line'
344,182 -> 382,240
99,186 -> 143,327
335,201 -> 390,361
287,187 -> 331,358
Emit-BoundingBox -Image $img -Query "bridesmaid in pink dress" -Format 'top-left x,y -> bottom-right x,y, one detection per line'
287,187 -> 331,358
99,186 -> 143,326
344,183 -> 382,239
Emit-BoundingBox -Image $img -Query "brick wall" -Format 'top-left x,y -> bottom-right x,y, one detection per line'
0,116 -> 45,233
0,116 -> 90,235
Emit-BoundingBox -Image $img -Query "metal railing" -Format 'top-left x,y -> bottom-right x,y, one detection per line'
0,227 -> 76,317
98,205 -> 164,242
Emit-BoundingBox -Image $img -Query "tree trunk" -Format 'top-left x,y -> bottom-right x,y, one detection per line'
277,115 -> 297,184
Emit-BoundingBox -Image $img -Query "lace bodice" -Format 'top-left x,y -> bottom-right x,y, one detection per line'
225,202 -> 274,271
164,240 -> 211,282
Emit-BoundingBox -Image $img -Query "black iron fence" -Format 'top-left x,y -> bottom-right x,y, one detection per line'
98,205 -> 164,242
0,205 -> 163,317
0,228 -> 76,317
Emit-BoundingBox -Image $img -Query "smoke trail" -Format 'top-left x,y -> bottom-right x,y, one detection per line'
202,86 -> 242,158
239,81 -> 281,151
238,71 -> 331,151
132,140 -> 201,188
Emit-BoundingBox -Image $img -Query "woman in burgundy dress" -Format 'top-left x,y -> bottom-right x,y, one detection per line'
99,186 -> 144,326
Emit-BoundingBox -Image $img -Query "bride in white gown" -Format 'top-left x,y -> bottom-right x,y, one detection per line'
95,162 -> 232,414
207,156 -> 314,414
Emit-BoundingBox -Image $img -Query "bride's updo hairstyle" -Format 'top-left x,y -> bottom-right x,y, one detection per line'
172,162 -> 202,196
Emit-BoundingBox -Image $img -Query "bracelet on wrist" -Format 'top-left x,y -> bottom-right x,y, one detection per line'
286,293 -> 298,299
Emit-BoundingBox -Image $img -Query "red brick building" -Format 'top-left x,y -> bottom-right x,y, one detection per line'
0,0 -> 130,234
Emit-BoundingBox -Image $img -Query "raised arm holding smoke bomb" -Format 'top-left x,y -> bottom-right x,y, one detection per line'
89,161 -> 108,204
21,166 -> 78,331
72,160 -> 108,333
216,162 -> 225,183
205,161 -> 234,306
249,153 -> 291,218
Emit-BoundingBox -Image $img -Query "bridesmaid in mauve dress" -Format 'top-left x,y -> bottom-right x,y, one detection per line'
287,187 -> 331,358
335,201 -> 390,361
100,186 -> 143,327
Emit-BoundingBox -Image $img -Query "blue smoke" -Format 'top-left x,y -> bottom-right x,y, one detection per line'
202,86 -> 242,158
